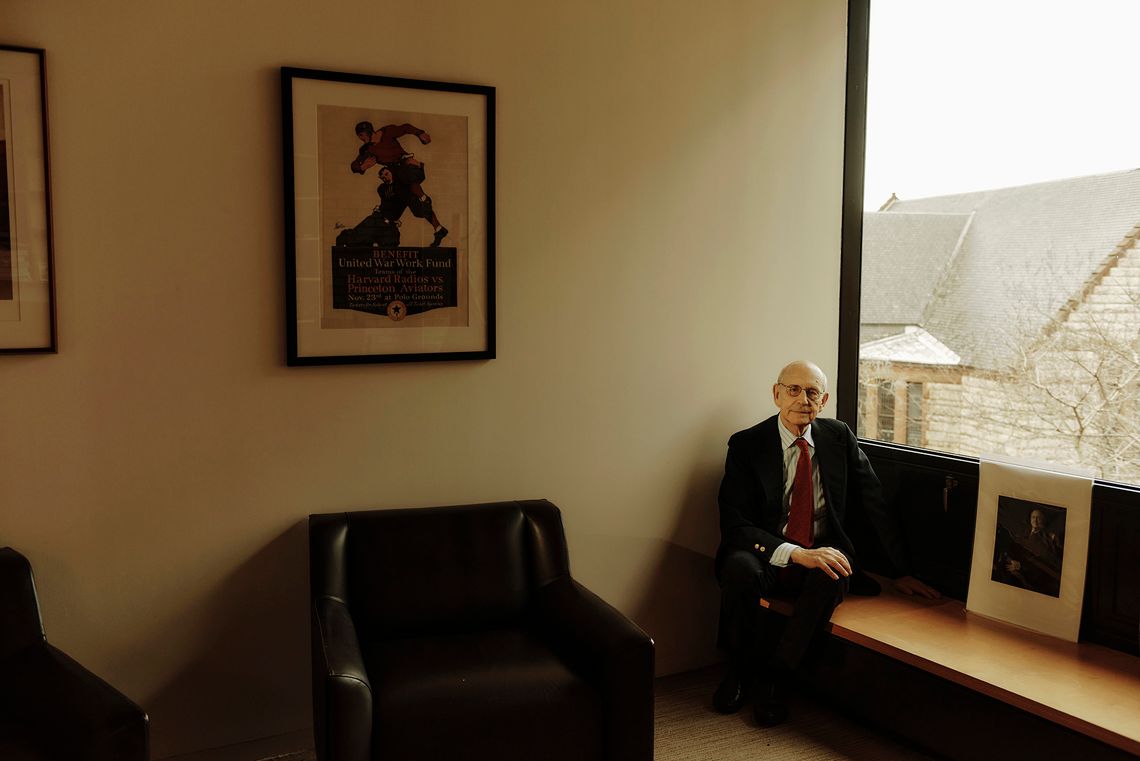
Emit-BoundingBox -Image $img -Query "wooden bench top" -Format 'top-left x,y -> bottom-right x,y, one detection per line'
761,577 -> 1140,756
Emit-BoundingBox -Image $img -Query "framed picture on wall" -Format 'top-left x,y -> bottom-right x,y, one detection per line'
281,67 -> 495,365
0,45 -> 56,354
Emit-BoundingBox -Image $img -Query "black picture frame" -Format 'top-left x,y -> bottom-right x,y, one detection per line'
0,45 -> 56,354
281,67 -> 495,365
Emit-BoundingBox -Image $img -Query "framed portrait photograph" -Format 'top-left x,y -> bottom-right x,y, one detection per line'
281,67 -> 495,365
966,459 -> 1092,642
0,45 -> 55,354
990,496 -> 1066,599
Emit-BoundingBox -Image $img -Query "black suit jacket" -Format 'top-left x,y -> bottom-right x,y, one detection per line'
714,414 -> 907,578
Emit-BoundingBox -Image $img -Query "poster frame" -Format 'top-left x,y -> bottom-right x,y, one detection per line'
0,45 -> 56,355
282,66 -> 495,366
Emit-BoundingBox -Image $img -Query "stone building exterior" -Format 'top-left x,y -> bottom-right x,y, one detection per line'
858,170 -> 1140,483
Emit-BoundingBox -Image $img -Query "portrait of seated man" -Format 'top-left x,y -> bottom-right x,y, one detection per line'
991,497 -> 1065,598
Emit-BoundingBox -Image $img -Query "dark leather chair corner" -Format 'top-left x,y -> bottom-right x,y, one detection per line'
309,499 -> 654,761
0,548 -> 150,761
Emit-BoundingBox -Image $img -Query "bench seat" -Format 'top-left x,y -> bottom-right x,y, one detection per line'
761,575 -> 1140,758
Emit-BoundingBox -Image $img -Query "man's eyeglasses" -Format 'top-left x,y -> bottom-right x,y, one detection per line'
778,383 -> 824,403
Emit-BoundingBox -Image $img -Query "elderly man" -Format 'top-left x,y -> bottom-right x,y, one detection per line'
999,506 -> 1063,597
714,360 -> 938,726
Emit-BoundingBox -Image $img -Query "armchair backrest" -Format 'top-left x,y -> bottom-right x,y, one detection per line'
310,500 -> 570,639
0,548 -> 47,658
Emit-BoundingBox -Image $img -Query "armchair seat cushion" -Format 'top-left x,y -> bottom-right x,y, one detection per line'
365,628 -> 603,761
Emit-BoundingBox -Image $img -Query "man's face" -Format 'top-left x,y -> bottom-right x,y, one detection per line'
357,130 -> 371,144
378,167 -> 393,184
772,364 -> 829,434
1030,510 -> 1046,532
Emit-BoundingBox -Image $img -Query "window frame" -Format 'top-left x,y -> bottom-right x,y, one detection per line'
836,0 -> 1140,491
836,10 -> 1138,656
836,0 -> 871,428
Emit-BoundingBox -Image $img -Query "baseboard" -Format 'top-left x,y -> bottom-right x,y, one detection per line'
155,728 -> 313,761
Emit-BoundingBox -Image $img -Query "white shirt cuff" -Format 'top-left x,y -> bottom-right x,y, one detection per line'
771,542 -> 798,567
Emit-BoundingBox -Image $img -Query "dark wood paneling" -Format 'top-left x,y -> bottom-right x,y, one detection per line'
859,440 -> 1140,656
795,626 -> 1138,761
1082,484 -> 1140,654
860,441 -> 979,601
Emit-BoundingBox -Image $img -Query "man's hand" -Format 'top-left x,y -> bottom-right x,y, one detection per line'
418,132 -> 432,144
790,546 -> 851,580
352,155 -> 377,174
893,575 -> 941,599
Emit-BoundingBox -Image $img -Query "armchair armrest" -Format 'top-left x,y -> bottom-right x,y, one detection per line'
529,577 -> 654,761
312,595 -> 372,761
0,643 -> 148,761
0,548 -> 46,657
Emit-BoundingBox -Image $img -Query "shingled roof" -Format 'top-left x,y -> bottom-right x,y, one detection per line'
861,169 -> 1140,370
860,211 -> 971,327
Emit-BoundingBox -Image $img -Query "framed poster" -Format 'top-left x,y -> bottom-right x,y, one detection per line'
966,459 -> 1092,642
0,46 -> 55,353
282,67 -> 494,365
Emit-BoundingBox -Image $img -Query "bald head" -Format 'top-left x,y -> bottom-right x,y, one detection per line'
777,361 -> 828,391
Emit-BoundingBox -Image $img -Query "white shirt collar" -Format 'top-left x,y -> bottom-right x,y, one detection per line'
778,418 -> 815,450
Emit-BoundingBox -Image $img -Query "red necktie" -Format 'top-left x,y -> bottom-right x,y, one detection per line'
787,437 -> 814,547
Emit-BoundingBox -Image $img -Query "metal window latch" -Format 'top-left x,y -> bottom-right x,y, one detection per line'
943,476 -> 959,512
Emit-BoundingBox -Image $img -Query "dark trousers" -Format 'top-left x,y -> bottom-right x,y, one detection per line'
718,549 -> 848,677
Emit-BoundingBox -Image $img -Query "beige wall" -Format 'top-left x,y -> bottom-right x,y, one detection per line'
0,0 -> 849,756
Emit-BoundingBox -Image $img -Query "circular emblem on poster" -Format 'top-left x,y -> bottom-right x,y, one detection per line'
386,300 -> 408,321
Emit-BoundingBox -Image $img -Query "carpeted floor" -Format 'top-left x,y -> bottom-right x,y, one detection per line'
265,667 -> 934,761
653,667 -> 935,761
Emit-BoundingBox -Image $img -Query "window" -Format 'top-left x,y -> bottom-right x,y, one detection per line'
839,0 -> 1140,486
856,379 -> 867,431
906,382 -> 923,447
876,381 -> 895,443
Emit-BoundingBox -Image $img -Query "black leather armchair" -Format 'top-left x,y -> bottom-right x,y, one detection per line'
0,548 -> 149,761
309,500 -> 654,761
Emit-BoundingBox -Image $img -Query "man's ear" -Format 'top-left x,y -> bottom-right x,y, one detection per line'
772,384 -> 781,405
819,392 -> 830,409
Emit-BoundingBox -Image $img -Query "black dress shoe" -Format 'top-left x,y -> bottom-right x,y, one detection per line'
712,668 -> 748,714
752,678 -> 789,726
